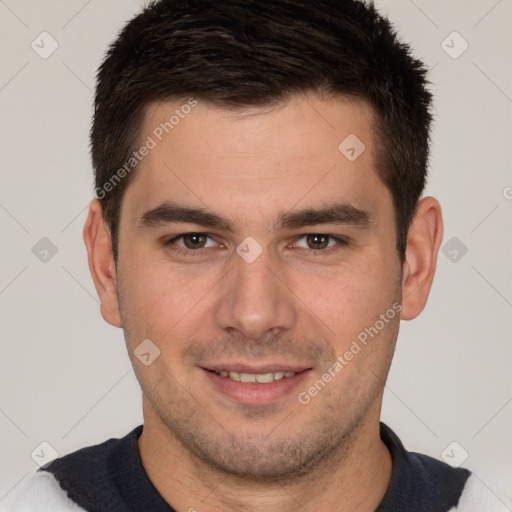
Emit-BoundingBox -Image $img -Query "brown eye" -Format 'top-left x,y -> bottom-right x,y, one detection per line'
165,232 -> 220,255
305,234 -> 330,249
182,233 -> 208,249
292,234 -> 347,252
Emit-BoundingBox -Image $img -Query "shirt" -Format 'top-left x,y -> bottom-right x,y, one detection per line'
1,422 -> 509,511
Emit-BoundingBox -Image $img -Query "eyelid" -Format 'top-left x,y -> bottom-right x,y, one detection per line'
172,232 -> 217,249
290,234 -> 350,252
293,234 -> 335,249
162,232 -> 222,256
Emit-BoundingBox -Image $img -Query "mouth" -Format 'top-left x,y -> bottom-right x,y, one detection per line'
211,369 -> 298,383
201,364 -> 312,405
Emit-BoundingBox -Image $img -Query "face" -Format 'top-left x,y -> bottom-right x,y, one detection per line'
114,93 -> 403,480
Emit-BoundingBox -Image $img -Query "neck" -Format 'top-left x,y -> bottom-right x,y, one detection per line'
138,398 -> 392,512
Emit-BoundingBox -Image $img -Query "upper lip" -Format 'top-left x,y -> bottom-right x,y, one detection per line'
203,363 -> 312,374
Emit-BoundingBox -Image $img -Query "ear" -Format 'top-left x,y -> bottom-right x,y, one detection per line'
83,199 -> 122,327
400,197 -> 443,321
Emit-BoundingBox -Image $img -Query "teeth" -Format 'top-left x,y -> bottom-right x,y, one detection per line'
214,370 -> 297,383
255,373 -> 274,384
240,373 -> 256,383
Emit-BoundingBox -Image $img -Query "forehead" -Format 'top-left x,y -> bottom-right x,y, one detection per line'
122,93 -> 391,226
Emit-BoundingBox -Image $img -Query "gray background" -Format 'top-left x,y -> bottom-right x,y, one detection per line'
1,0 -> 511,504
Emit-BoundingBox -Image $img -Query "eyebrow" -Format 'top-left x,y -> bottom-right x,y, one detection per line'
138,203 -> 232,231
278,203 -> 372,229
138,201 -> 372,231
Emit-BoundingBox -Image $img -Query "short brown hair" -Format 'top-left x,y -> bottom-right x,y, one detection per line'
91,0 -> 433,263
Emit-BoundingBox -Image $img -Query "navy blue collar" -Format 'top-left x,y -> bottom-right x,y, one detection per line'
43,425 -> 170,511
42,423 -> 469,511
376,423 -> 469,511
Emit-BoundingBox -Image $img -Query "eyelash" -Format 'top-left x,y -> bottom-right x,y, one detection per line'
163,233 -> 350,256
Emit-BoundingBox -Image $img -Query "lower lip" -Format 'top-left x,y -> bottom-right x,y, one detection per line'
202,369 -> 311,405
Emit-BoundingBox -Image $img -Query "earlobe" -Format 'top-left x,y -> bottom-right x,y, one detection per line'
83,200 -> 122,328
400,197 -> 443,321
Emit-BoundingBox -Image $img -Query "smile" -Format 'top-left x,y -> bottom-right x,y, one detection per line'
213,370 -> 297,383
203,366 -> 311,405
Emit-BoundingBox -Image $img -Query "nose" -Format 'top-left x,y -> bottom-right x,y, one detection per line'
213,245 -> 297,340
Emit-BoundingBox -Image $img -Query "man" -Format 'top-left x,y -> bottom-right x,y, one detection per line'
2,0 -> 508,511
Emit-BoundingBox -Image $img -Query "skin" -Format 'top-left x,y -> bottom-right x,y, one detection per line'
84,92 -> 443,512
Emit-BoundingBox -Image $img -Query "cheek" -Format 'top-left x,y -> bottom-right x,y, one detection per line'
291,255 -> 398,337
117,249 -> 222,342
